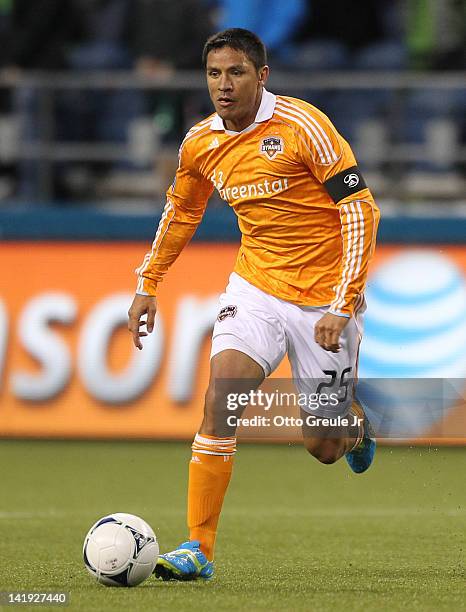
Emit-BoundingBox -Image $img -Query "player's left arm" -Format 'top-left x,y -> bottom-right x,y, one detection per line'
315,177 -> 380,352
325,164 -> 380,319
296,105 -> 380,351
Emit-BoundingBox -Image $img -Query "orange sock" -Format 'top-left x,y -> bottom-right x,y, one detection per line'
187,433 -> 236,561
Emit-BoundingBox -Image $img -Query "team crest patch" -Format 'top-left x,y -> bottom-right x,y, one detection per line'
260,136 -> 283,159
217,305 -> 237,322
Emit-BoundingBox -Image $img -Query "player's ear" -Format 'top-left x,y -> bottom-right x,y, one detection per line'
258,65 -> 269,85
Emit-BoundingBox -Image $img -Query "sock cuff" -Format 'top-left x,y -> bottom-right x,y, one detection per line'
349,403 -> 365,450
192,433 -> 237,456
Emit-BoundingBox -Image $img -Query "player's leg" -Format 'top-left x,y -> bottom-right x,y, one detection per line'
190,275 -> 285,561
300,404 -> 364,464
155,349 -> 264,582
199,348 -> 265,437
286,303 -> 372,467
188,348 -> 264,563
155,273 -> 286,581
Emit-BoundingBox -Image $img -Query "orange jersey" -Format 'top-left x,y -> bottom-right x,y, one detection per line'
136,90 -> 380,316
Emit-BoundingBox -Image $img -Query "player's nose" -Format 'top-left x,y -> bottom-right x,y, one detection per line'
218,75 -> 233,91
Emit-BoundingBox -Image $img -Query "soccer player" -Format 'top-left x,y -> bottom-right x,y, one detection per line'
127,28 -> 380,581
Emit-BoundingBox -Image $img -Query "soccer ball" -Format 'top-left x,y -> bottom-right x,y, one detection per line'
83,513 -> 159,587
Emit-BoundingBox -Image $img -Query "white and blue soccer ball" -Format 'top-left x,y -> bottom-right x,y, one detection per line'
83,513 -> 159,587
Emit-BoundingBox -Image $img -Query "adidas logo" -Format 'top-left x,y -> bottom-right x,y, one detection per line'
208,137 -> 219,150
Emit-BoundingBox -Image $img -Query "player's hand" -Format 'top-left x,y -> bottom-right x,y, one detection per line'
127,294 -> 157,350
314,312 -> 349,353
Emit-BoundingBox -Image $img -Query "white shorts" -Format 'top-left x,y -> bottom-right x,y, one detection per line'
211,273 -> 364,418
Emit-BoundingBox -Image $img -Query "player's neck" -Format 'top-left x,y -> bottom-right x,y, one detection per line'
223,117 -> 255,133
223,89 -> 263,133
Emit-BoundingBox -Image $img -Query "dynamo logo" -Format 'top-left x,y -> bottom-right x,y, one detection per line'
343,173 -> 360,188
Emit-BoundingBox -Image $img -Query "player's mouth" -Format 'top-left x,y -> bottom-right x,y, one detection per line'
217,97 -> 235,108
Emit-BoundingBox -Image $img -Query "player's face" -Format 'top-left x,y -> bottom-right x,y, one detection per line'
206,46 -> 269,132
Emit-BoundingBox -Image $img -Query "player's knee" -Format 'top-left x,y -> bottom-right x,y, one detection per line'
312,449 -> 338,465
303,438 -> 341,464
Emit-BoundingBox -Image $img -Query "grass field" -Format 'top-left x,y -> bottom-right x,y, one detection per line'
0,441 -> 465,612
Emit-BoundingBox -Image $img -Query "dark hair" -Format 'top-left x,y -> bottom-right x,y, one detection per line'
202,28 -> 267,72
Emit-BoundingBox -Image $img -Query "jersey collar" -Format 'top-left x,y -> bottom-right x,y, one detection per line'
210,89 -> 276,132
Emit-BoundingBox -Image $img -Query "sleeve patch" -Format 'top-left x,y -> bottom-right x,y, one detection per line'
324,166 -> 367,203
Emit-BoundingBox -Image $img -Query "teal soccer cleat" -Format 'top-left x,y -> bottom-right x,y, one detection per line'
345,412 -> 376,474
154,540 -> 214,581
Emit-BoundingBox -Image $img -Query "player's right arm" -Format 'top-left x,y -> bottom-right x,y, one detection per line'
128,134 -> 214,349
128,294 -> 157,350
